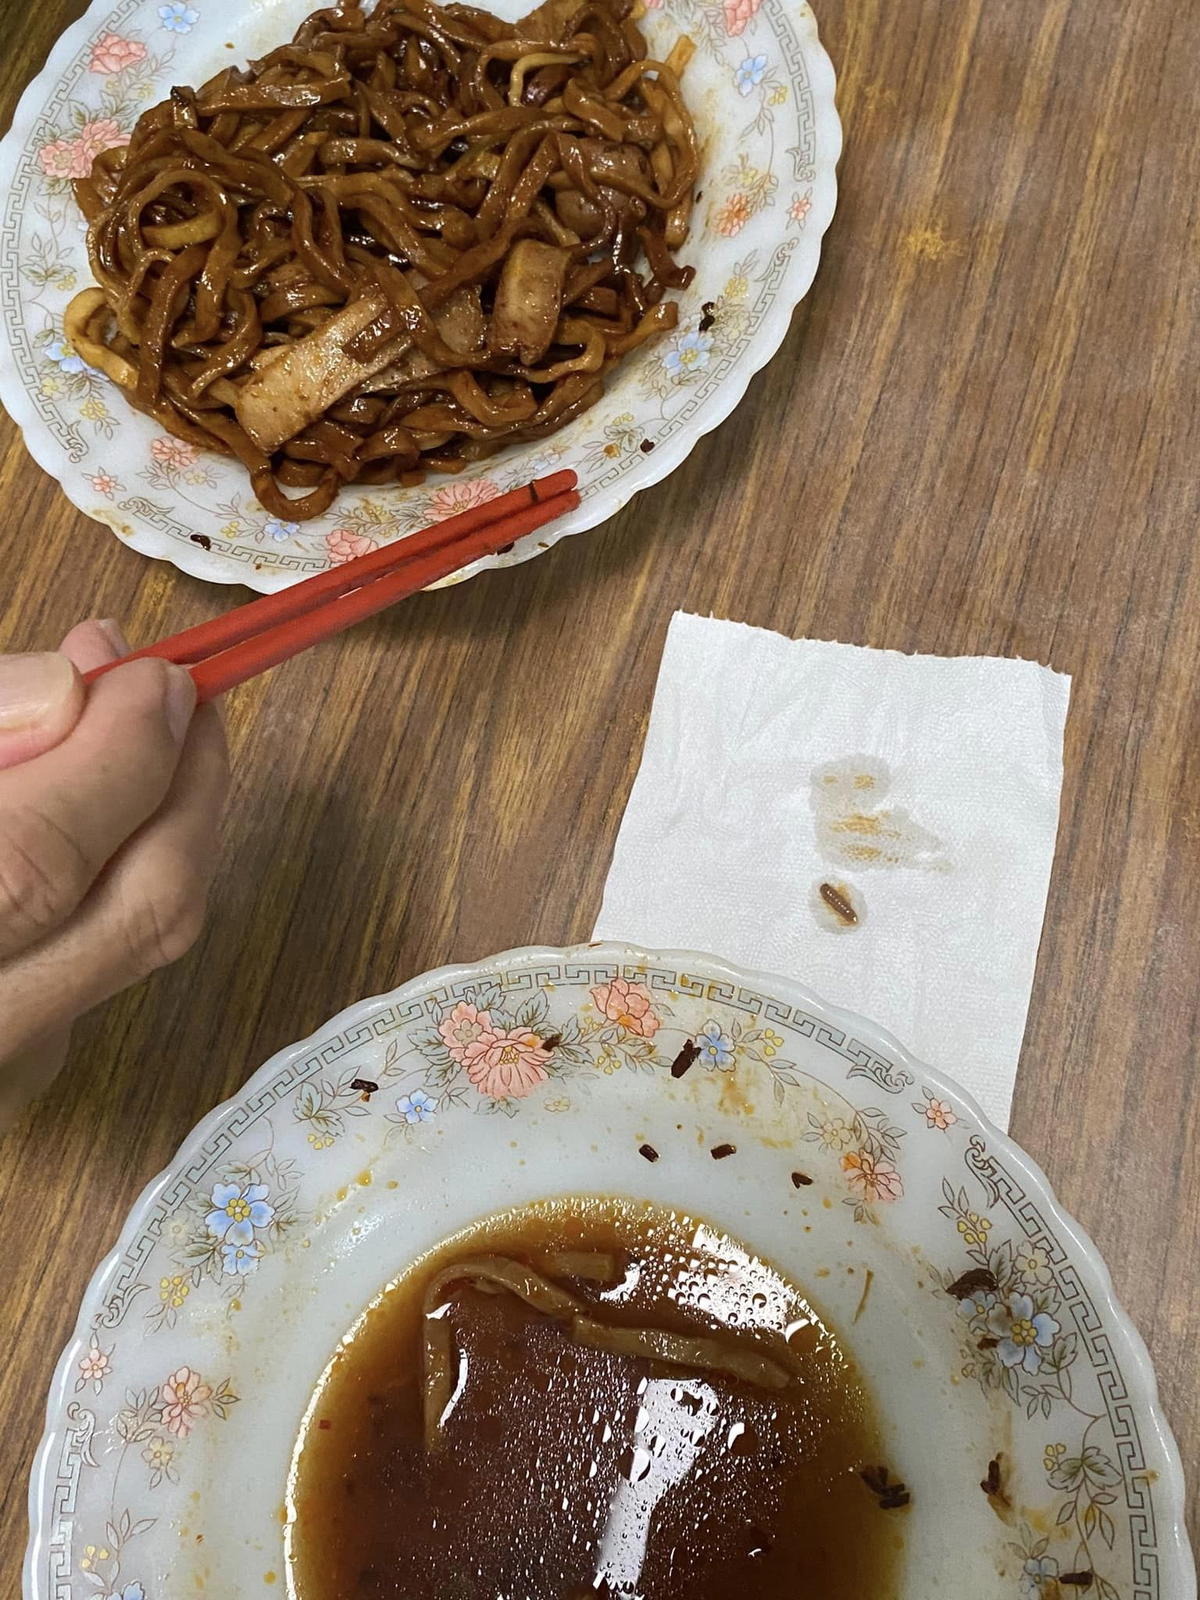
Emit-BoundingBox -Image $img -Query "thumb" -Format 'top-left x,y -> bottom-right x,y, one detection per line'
0,651 -> 84,771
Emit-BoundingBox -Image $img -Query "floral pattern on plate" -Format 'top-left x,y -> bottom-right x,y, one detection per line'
24,947 -> 1191,1600
0,0 -> 840,590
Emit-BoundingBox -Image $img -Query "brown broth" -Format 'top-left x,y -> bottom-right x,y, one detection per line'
288,1198 -> 902,1599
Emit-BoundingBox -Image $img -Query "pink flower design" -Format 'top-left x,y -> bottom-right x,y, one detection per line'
77,118 -> 131,165
462,1027 -> 551,1100
590,977 -> 660,1039
715,193 -> 754,237
427,478 -> 500,520
841,1150 -> 903,1204
89,33 -> 148,73
923,1098 -> 957,1131
789,192 -> 812,225
151,435 -> 198,472
723,0 -> 762,34
439,1001 -> 493,1065
325,528 -> 375,564
38,139 -> 91,181
159,1365 -> 212,1437
89,471 -> 120,496
77,1340 -> 112,1393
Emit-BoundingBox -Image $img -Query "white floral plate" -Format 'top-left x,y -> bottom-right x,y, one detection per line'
25,944 -> 1193,1600
0,0 -> 839,593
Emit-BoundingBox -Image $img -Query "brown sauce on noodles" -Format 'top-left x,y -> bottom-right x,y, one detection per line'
288,1198 -> 904,1599
64,0 -> 699,521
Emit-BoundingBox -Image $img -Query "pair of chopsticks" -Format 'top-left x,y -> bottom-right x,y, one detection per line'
84,470 -> 579,702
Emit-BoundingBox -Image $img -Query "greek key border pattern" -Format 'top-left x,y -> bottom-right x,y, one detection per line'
46,963 -> 1166,1600
1,0 -> 820,568
966,1139 -> 1159,1598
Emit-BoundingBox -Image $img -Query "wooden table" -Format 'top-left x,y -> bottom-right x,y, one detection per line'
1,0 -> 1197,1575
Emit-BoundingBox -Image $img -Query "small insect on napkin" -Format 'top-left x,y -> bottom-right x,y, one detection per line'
593,614 -> 1071,1128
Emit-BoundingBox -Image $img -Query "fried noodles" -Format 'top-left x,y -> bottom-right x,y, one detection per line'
64,0 -> 698,520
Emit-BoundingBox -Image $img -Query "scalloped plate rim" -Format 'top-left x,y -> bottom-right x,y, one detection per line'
23,938 -> 1194,1597
0,0 -> 842,595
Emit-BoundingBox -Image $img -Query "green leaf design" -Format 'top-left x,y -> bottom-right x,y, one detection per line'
461,981 -> 504,1014
209,1377 -> 240,1420
987,1238 -> 1017,1289
552,1042 -> 591,1067
513,994 -> 549,1030
1045,1333 -> 1078,1373
412,1029 -> 451,1060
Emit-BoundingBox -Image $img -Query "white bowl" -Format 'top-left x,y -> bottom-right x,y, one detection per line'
0,0 -> 840,592
25,943 -> 1193,1598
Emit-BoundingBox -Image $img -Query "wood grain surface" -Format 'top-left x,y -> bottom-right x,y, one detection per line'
1,0 -> 1197,1579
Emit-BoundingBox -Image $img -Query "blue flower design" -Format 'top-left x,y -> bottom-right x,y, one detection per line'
987,1292 -> 1060,1374
264,517 -> 300,542
1021,1556 -> 1059,1597
396,1089 -> 437,1124
159,2 -> 200,30
221,1239 -> 263,1276
106,1585 -> 146,1600
662,329 -> 713,379
46,337 -> 86,375
205,1181 -> 274,1245
697,1020 -> 734,1070
957,1288 -> 997,1320
734,54 -> 768,95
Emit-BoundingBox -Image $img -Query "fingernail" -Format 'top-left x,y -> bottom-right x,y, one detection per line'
97,618 -> 131,655
0,652 -> 77,730
163,663 -> 197,746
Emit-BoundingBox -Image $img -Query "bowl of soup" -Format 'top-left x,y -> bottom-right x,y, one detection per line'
25,943 -> 1193,1600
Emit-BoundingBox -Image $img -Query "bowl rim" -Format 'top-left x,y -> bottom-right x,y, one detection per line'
0,0 -> 843,593
23,939 -> 1195,1598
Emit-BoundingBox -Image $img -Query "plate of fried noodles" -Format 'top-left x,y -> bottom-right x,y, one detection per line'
0,0 -> 839,591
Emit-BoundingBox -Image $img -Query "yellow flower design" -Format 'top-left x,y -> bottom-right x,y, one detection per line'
159,1273 -> 190,1308
143,1436 -> 176,1473
816,1116 -> 854,1152
956,1212 -> 992,1248
1043,1441 -> 1066,1473
768,83 -> 788,105
80,396 -> 109,421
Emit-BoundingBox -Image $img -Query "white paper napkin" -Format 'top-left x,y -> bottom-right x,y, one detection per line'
593,614 -> 1071,1128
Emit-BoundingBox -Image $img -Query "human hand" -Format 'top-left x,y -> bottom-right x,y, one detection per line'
0,620 -> 229,1127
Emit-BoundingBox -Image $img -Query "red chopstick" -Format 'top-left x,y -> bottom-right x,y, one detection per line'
84,470 -> 578,703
